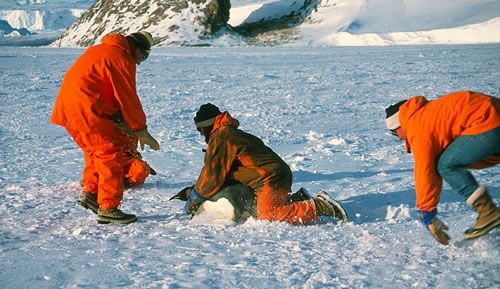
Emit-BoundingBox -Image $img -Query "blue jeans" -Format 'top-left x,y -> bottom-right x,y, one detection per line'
437,127 -> 500,198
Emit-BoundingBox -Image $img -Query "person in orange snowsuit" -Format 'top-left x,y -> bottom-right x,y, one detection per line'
385,91 -> 500,245
50,31 -> 160,224
183,103 -> 348,225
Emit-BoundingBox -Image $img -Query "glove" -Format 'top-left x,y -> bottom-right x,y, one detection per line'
135,129 -> 160,151
184,187 -> 206,215
420,210 -> 450,245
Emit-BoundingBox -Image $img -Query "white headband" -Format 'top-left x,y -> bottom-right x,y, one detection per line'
195,117 -> 216,128
385,111 -> 400,130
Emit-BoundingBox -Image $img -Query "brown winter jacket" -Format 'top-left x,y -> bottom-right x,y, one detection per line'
194,112 -> 292,198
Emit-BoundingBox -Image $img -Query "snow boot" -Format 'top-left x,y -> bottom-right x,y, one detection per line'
77,192 -> 98,214
289,187 -> 312,203
313,191 -> 348,221
464,185 -> 500,239
97,208 -> 137,224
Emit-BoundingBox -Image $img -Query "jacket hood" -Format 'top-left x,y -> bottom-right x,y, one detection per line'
399,96 -> 428,128
101,34 -> 132,55
211,112 -> 239,134
399,96 -> 428,153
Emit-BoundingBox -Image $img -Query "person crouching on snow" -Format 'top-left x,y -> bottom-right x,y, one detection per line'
385,91 -> 500,245
184,103 -> 347,225
109,110 -> 158,189
50,31 -> 160,224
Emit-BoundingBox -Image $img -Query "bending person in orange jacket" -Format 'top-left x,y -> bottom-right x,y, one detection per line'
51,31 -> 160,224
385,91 -> 500,245
184,103 -> 347,225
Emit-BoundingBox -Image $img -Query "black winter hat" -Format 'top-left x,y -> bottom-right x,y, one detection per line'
385,100 -> 407,130
194,103 -> 222,128
126,31 -> 154,50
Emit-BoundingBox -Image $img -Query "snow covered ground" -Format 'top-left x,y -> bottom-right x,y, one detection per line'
1,44 -> 499,288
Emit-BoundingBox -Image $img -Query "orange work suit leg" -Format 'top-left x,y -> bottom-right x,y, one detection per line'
67,129 -> 99,193
67,128 -> 125,210
114,131 -> 150,187
256,188 -> 317,225
81,151 -> 99,193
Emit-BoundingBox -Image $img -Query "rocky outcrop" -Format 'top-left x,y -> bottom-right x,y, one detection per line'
53,0 -> 231,47
0,19 -> 33,36
230,0 -> 318,45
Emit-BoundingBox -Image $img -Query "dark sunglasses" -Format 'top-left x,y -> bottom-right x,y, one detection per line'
390,129 -> 398,136
140,49 -> 151,61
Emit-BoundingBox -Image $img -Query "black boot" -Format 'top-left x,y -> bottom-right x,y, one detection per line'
97,208 -> 137,224
289,187 -> 312,203
77,192 -> 98,214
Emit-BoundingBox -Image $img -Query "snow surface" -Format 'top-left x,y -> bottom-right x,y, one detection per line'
295,0 -> 500,46
1,45 -> 499,288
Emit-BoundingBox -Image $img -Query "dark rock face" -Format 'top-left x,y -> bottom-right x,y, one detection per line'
53,0 -> 231,47
0,20 -> 14,35
202,0 -> 231,34
230,0 -> 318,45
0,19 -> 34,36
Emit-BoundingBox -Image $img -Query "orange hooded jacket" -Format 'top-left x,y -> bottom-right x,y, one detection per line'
50,34 -> 146,133
399,91 -> 500,212
194,112 -> 292,198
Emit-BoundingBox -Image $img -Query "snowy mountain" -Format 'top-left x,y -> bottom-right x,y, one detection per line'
230,0 -> 500,46
295,0 -> 500,46
0,0 -> 91,46
0,0 -> 499,46
52,0 -> 231,47
0,8 -> 86,31
0,0 -> 91,30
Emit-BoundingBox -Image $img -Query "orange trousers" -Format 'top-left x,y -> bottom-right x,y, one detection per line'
256,188 -> 317,225
67,127 -> 150,209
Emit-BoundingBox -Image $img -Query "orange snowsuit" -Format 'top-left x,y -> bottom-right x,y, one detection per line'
51,34 -> 150,209
399,91 -> 500,212
194,112 -> 317,224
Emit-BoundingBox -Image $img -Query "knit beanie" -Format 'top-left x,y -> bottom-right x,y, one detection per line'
126,31 -> 154,50
194,103 -> 222,128
385,100 -> 407,130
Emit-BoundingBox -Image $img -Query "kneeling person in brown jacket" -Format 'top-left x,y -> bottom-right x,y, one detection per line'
185,103 -> 347,225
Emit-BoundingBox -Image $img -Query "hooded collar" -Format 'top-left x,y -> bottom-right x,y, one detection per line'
399,96 -> 428,128
399,96 -> 429,153
210,112 -> 240,135
101,34 -> 133,56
